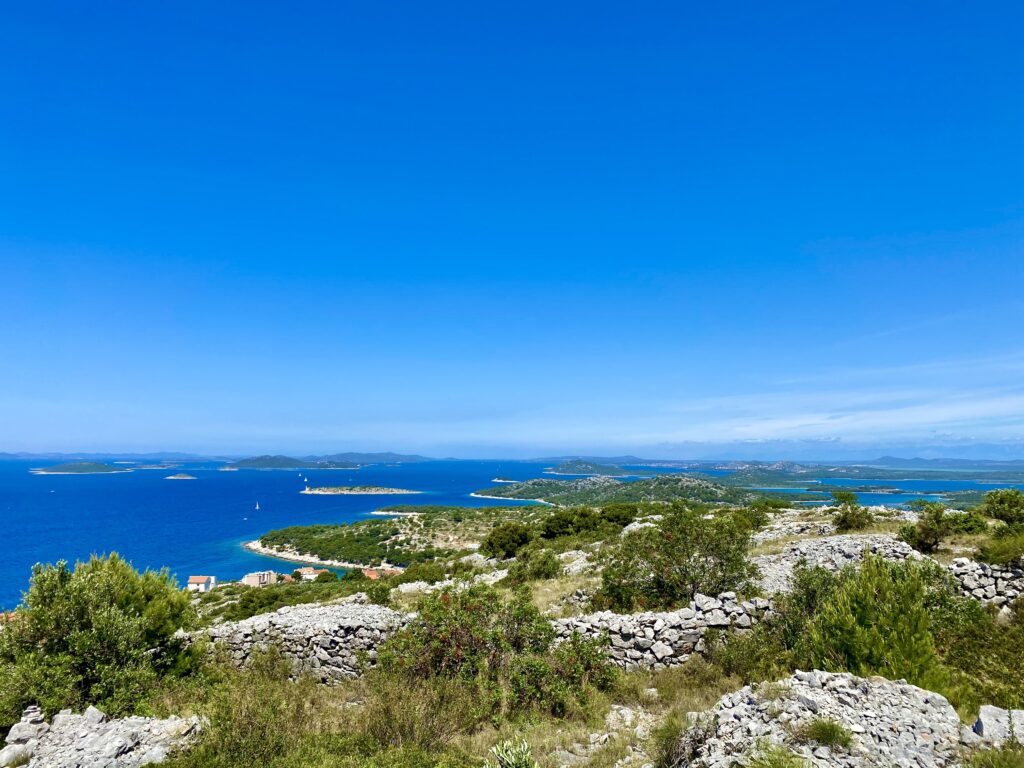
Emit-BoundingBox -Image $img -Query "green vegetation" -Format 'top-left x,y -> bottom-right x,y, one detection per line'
546,460 -> 649,476
476,474 -> 755,506
0,554 -> 196,728
978,488 -> 1024,525
793,718 -> 852,748
230,455 -> 359,469
480,522 -> 533,558
830,491 -> 873,532
596,504 -> 757,611
32,461 -> 127,474
964,743 -> 1024,768
482,740 -> 539,768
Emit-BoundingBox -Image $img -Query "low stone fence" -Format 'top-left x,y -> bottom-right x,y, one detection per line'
947,557 -> 1024,607
197,599 -> 408,683
551,592 -> 772,671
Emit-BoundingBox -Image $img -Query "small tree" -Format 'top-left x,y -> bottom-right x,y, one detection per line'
597,505 -> 756,611
831,491 -> 872,532
899,501 -> 950,553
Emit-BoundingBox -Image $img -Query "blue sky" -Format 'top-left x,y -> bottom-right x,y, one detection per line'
1,2 -> 1022,458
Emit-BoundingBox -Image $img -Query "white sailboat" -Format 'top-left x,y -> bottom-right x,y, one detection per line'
255,501 -> 260,511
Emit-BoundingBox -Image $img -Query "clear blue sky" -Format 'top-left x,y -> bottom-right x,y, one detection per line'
1,2 -> 1022,459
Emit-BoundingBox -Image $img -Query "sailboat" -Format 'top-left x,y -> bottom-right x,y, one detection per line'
255,501 -> 260,511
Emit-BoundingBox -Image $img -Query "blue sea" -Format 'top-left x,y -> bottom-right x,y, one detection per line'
4,459 -> 1020,609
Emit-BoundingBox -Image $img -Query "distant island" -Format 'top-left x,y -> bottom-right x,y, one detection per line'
491,477 -> 517,483
545,459 -> 653,477
474,474 -> 754,506
31,462 -> 130,475
165,473 -> 197,480
300,486 -> 421,495
228,455 -> 360,470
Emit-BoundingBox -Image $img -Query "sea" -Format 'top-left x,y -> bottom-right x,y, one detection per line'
2,458 -> 1021,609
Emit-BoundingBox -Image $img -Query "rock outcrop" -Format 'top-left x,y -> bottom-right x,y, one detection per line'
675,670 -> 964,767
1,705 -> 201,768
197,599 -> 408,683
752,534 -> 919,594
973,704 -> 1024,747
947,557 -> 1024,607
552,592 -> 772,670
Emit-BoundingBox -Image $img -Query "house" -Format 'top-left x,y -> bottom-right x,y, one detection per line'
241,570 -> 278,587
186,575 -> 217,593
361,568 -> 402,580
293,566 -> 331,582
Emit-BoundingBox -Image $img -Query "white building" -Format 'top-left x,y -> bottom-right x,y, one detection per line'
186,575 -> 217,593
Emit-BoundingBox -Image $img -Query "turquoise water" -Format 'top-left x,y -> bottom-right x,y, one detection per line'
0,459 -> 544,609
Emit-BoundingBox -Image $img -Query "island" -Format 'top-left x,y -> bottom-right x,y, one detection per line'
31,462 -> 131,475
544,459 -> 653,477
227,455 -> 360,470
165,473 -> 197,480
473,474 -> 756,506
300,486 -> 421,495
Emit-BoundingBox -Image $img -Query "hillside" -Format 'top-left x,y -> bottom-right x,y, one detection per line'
546,459 -> 651,476
475,473 -> 755,505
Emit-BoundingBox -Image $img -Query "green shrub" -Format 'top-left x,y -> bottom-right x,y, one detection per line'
831,491 -> 873,532
359,675 -> 476,752
794,718 -> 852,748
539,507 -> 602,539
963,743 -> 1024,768
505,546 -> 560,584
600,503 -> 640,528
977,533 -> 1024,566
747,745 -> 810,768
804,556 -> 943,689
596,504 -> 756,611
0,554 -> 196,727
482,740 -> 539,768
979,489 -> 1024,525
479,523 -> 532,559
946,510 -> 991,534
900,501 -> 950,553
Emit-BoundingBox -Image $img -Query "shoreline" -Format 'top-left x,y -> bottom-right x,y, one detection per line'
300,486 -> 422,495
242,540 -> 404,572
30,469 -> 133,475
469,492 -> 555,506
370,509 -> 422,517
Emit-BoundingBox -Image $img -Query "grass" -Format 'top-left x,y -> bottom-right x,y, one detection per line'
793,718 -> 853,748
964,743 -> 1024,768
747,744 -> 810,767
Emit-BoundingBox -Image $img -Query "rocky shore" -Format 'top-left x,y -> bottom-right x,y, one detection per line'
242,539 -> 403,572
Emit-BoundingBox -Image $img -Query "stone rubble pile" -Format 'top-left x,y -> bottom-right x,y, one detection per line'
676,670 -> 965,768
551,703 -> 657,767
551,592 -> 772,671
752,534 -> 919,594
197,599 -> 408,682
0,705 -> 201,768
558,550 -> 595,576
392,568 -> 508,597
947,557 -> 1024,607
752,519 -> 835,545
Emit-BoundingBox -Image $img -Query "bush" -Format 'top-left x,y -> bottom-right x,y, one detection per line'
505,546 -> 561,585
376,584 -> 615,722
964,743 -> 1024,768
0,554 -> 196,727
482,740 -> 539,768
539,507 -> 601,539
979,489 -> 1024,525
794,718 -> 852,748
978,533 -> 1024,566
596,504 -> 756,611
946,510 -> 991,534
899,501 -> 950,553
831,491 -> 873,532
479,523 -> 532,559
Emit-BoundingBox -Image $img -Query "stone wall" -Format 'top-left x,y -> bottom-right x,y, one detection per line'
551,592 -> 772,671
947,557 -> 1024,607
0,704 -> 201,768
198,599 -> 408,683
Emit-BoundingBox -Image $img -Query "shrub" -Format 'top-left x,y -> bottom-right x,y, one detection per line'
596,504 -> 756,611
804,556 -> 943,688
979,489 -> 1024,525
539,507 -> 602,539
831,491 -> 873,532
479,523 -> 532,559
794,718 -> 852,748
505,546 -> 561,585
747,745 -> 810,768
900,501 -> 950,553
601,503 -> 640,528
978,533 -> 1024,567
963,743 -> 1024,768
0,554 -> 195,727
359,675 -> 476,752
483,740 -> 539,768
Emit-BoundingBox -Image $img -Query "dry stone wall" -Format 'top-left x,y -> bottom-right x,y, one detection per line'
947,557 -> 1024,607
551,592 -> 772,671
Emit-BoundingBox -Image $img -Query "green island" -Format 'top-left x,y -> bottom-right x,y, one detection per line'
545,459 -> 653,476
31,461 -> 130,474
228,454 -> 360,469
474,473 -> 757,505
300,486 -> 422,495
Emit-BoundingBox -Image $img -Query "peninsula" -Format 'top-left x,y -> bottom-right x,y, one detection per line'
544,459 -> 653,476
300,486 -> 421,495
